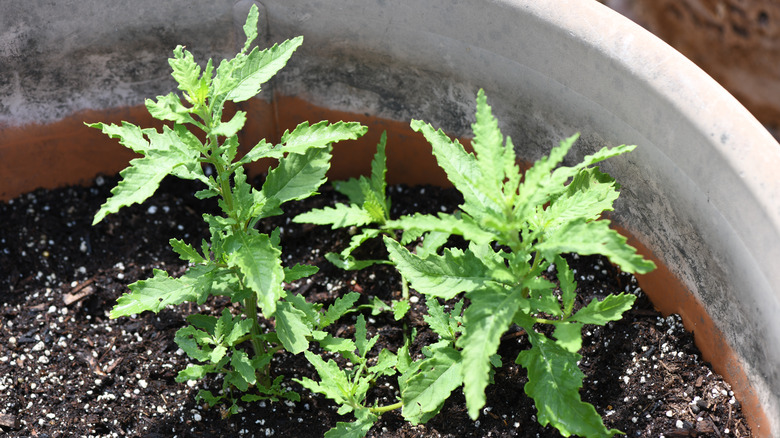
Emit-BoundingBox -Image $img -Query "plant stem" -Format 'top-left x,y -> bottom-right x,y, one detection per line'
370,401 -> 403,414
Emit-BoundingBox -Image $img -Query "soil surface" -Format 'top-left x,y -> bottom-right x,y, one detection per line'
1,174 -> 753,437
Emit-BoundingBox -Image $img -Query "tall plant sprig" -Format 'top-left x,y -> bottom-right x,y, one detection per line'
87,5 -> 367,410
384,90 -> 656,437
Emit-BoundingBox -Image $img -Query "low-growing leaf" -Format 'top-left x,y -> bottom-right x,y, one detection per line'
391,299 -> 410,320
355,315 -> 377,358
283,264 -> 319,283
110,266 -> 216,318
553,322 -> 584,353
517,330 -> 621,437
293,203 -> 374,229
570,293 -> 636,325
401,344 -> 463,424
176,364 -> 210,382
296,351 -> 350,406
458,285 -> 526,419
231,349 -> 257,386
275,300 -> 311,354
324,407 -> 378,438
321,292 -> 360,328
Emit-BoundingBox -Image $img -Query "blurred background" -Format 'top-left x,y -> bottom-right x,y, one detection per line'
599,0 -> 780,140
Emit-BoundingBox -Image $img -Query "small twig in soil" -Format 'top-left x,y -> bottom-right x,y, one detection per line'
0,413 -> 18,429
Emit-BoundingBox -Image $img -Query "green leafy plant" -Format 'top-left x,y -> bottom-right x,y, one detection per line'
293,131 -> 413,319
296,90 -> 655,437
87,5 -> 366,411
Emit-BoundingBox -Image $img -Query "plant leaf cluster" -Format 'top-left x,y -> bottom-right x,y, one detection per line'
296,90 -> 655,437
91,6 -> 655,436
88,5 -> 366,406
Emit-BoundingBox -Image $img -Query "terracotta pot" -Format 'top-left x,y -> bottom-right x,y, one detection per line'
2,1 -> 778,435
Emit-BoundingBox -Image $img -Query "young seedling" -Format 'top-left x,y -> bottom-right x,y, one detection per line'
382,89 -> 656,437
87,5 -> 366,412
293,131 -> 414,319
295,90 -> 654,437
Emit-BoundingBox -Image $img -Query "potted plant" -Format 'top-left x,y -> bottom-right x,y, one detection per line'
1,0 -> 778,436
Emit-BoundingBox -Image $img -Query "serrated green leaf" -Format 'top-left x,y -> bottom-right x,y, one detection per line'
385,237 -> 496,300
174,326 -> 212,362
324,407 -> 378,438
237,139 -> 276,165
175,364 -> 210,382
214,308 -> 233,340
369,131 -> 388,202
538,167 -> 620,233
368,348 -> 397,377
93,155 -> 173,225
209,344 -> 228,364
293,203 -> 374,229
391,300 -> 410,320
169,46 -> 202,94
231,349 -> 257,386
110,266 -> 216,318
225,318 -> 254,346
187,314 -> 218,334
411,119 -> 501,220
415,231 -> 450,258
401,344 -> 463,424
458,285 -> 526,419
283,264 -> 319,283
355,315 -> 377,358
170,238 -> 206,264
211,111 -> 247,138
86,121 -> 149,154
224,36 -> 303,103
316,333 -> 357,354
570,293 -> 636,325
275,300 -> 311,354
387,212 -> 494,245
278,120 -> 367,154
553,322 -> 584,354
255,146 -> 333,219
321,292 -> 360,328
240,4 -> 259,54
145,93 -> 198,126
296,351 -> 350,405
424,297 -> 461,341
225,231 -> 284,317
284,292 -> 320,327
325,253 -> 386,271
536,219 -> 656,274
517,330 -> 621,437
470,89 -> 518,213
333,177 -> 365,205
555,256 -> 577,317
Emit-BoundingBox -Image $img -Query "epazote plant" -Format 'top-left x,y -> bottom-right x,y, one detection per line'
87,5 -> 366,412
296,90 -> 656,437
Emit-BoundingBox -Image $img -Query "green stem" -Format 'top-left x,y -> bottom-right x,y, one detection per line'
370,401 -> 403,414
401,277 -> 410,301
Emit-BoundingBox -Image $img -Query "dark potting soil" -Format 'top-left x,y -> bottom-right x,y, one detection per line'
0,174 -> 753,438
